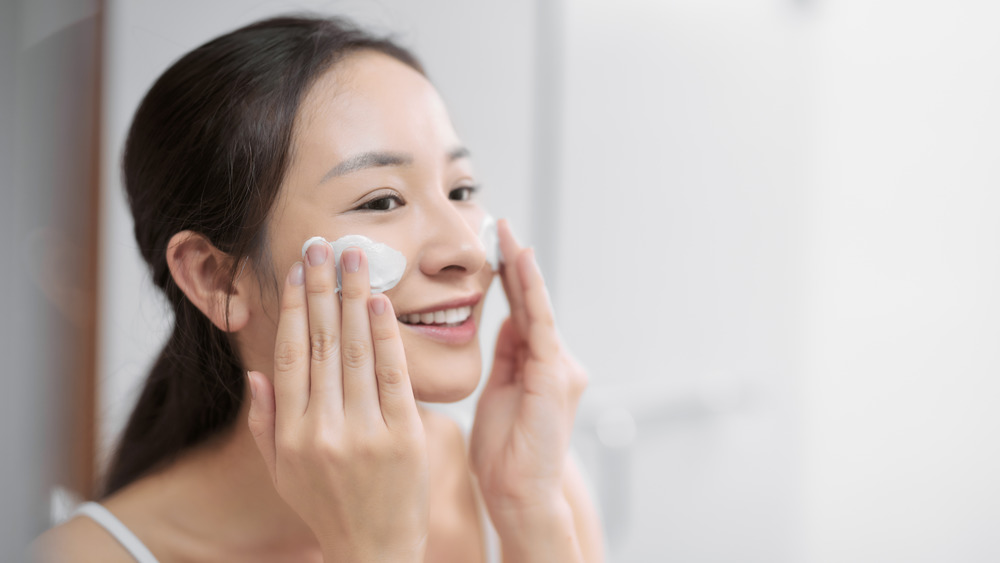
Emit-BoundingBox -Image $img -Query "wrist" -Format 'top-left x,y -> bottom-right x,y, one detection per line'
488,495 -> 583,563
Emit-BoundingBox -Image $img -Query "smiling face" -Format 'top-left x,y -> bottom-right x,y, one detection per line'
236,50 -> 493,403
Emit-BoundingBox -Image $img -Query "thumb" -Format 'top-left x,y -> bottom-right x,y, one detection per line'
246,371 -> 277,480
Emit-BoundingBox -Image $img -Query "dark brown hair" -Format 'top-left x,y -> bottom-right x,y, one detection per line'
103,15 -> 423,497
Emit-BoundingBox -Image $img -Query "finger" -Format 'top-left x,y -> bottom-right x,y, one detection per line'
517,248 -> 560,363
246,371 -> 277,480
303,238 -> 344,416
273,261 -> 310,421
338,247 -> 380,421
497,219 -> 529,335
483,316 -> 521,392
368,294 -> 419,428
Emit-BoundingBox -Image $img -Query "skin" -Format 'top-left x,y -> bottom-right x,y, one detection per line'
32,51 -> 603,562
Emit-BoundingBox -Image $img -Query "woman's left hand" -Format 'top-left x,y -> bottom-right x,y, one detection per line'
469,219 -> 589,530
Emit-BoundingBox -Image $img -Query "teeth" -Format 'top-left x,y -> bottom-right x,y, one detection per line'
399,305 -> 473,326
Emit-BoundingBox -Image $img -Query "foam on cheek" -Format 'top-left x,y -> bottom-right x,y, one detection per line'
479,213 -> 501,271
300,235 -> 407,293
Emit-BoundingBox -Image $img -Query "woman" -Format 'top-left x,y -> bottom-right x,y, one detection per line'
34,15 -> 602,562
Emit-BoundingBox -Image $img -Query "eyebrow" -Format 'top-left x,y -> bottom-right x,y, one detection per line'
321,151 -> 412,183
320,146 -> 471,184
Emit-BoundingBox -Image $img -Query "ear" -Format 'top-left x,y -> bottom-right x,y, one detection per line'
166,230 -> 251,333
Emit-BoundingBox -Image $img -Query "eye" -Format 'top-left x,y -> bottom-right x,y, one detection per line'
356,193 -> 404,212
449,185 -> 479,202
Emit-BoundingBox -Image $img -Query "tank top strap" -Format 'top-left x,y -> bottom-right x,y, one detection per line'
71,501 -> 159,563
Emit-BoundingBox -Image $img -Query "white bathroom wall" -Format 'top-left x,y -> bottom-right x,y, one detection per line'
557,1 -> 1000,560
801,1 -> 1000,561
554,1 -> 812,560
98,0 -> 537,467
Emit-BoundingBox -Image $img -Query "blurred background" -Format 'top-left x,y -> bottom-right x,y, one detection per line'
3,0 -> 999,561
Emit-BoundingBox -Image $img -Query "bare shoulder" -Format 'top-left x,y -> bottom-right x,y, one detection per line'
29,515 -> 134,563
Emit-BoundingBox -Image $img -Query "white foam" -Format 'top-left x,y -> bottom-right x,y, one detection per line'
301,235 -> 406,293
479,213 -> 501,270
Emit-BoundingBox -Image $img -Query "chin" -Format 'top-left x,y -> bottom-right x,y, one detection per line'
408,349 -> 483,403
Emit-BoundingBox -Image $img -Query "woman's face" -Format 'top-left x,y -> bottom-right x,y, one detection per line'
243,50 -> 493,402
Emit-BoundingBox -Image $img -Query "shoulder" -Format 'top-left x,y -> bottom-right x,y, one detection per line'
29,513 -> 134,563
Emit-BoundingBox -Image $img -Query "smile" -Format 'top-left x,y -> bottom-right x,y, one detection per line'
397,306 -> 472,327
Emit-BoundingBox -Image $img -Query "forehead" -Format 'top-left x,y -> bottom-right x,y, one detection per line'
293,50 -> 459,162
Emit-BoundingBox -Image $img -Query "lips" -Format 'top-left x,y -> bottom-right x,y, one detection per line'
394,294 -> 481,345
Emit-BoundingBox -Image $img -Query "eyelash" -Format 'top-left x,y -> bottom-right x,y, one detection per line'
356,192 -> 404,212
449,184 -> 480,202
355,185 -> 479,212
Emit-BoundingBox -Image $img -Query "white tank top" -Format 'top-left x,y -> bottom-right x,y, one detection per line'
71,496 -> 500,563
71,502 -> 159,562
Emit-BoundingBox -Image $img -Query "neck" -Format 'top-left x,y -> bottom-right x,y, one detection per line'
120,395 -> 320,554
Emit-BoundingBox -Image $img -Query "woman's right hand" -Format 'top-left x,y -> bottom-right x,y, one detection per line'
245,241 -> 429,562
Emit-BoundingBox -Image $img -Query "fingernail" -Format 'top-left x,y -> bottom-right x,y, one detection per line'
305,239 -> 328,266
289,262 -> 304,286
246,371 -> 257,400
370,295 -> 386,315
342,247 -> 360,273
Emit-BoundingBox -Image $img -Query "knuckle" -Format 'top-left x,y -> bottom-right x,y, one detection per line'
386,437 -> 419,462
341,339 -> 371,369
339,284 -> 366,301
537,310 -> 556,329
305,278 -> 334,296
279,297 -> 302,314
570,367 -> 589,394
274,340 -> 305,372
314,428 -> 344,457
349,434 -> 382,461
371,323 -> 397,343
376,364 -> 406,386
310,329 -> 340,362
246,411 -> 269,436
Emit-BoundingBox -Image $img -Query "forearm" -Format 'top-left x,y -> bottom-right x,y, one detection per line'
486,455 -> 604,563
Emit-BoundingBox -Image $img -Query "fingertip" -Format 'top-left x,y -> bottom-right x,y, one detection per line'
497,219 -> 522,261
369,293 -> 387,316
287,261 -> 304,286
498,218 -> 517,241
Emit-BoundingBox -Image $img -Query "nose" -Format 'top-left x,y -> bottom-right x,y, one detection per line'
416,199 -> 487,277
